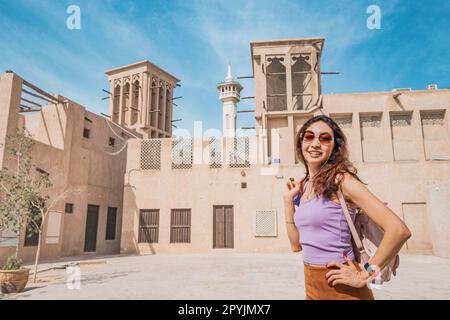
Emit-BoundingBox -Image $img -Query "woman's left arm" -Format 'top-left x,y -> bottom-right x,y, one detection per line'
340,173 -> 412,269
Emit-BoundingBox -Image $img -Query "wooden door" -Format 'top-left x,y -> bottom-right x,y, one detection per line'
213,205 -> 234,248
84,205 -> 99,252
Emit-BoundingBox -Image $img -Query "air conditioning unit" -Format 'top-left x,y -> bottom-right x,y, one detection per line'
392,88 -> 412,92
427,84 -> 438,90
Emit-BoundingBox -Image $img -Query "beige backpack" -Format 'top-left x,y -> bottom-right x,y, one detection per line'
337,189 -> 400,283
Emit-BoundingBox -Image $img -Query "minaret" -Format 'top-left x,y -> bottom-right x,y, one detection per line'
217,64 -> 243,138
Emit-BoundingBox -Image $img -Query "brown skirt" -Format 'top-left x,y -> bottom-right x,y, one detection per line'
304,262 -> 375,300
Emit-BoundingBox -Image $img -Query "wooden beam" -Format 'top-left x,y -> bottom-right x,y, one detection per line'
22,78 -> 63,104
22,89 -> 52,103
21,97 -> 42,108
19,107 -> 41,113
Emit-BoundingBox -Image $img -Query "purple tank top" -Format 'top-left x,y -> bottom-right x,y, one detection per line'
293,191 -> 356,266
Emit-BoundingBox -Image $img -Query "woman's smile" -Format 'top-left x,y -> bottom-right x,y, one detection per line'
307,150 -> 323,158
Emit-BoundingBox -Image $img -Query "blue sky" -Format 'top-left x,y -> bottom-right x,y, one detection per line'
1,0 -> 449,134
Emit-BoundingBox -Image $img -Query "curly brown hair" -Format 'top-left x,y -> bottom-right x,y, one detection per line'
295,115 -> 366,199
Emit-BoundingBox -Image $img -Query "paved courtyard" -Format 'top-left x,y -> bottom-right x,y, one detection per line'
1,253 -> 450,300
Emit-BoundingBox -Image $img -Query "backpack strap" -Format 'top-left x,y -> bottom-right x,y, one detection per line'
337,187 -> 366,255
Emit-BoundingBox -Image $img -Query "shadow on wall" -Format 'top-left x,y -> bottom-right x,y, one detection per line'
123,184 -> 156,255
23,99 -> 67,151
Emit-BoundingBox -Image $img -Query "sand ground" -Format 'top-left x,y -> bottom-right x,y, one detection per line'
2,253 -> 450,300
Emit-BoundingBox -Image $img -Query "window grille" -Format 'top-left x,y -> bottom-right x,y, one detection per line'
255,210 -> 277,237
333,116 -> 353,128
421,110 -> 445,126
360,115 -> 382,127
209,137 -> 222,168
140,139 -> 161,170
172,137 -> 193,169
228,137 -> 250,168
391,113 -> 412,127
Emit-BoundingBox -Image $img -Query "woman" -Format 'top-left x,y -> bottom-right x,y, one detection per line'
283,115 -> 411,300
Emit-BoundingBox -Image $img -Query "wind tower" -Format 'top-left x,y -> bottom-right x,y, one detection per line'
105,61 -> 180,138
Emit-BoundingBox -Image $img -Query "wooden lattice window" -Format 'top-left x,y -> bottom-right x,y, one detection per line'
139,209 -> 159,243
170,209 -> 191,243
266,56 -> 287,111
172,137 -> 193,169
291,54 -> 313,110
228,136 -> 250,168
140,139 -> 161,170
209,137 -> 222,168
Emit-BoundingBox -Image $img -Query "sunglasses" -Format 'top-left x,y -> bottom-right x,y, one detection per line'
301,131 -> 334,145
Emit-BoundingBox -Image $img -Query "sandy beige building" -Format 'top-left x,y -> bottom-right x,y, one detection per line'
1,37 -> 449,267
0,61 -> 178,265
120,38 -> 450,259
0,72 -> 143,266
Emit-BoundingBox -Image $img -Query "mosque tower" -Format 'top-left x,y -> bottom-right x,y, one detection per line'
217,64 -> 243,138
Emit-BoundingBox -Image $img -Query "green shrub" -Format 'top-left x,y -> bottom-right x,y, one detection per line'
2,255 -> 23,270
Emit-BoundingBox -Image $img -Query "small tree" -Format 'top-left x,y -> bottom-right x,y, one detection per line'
0,131 -> 78,282
0,131 -> 50,259
28,188 -> 79,283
